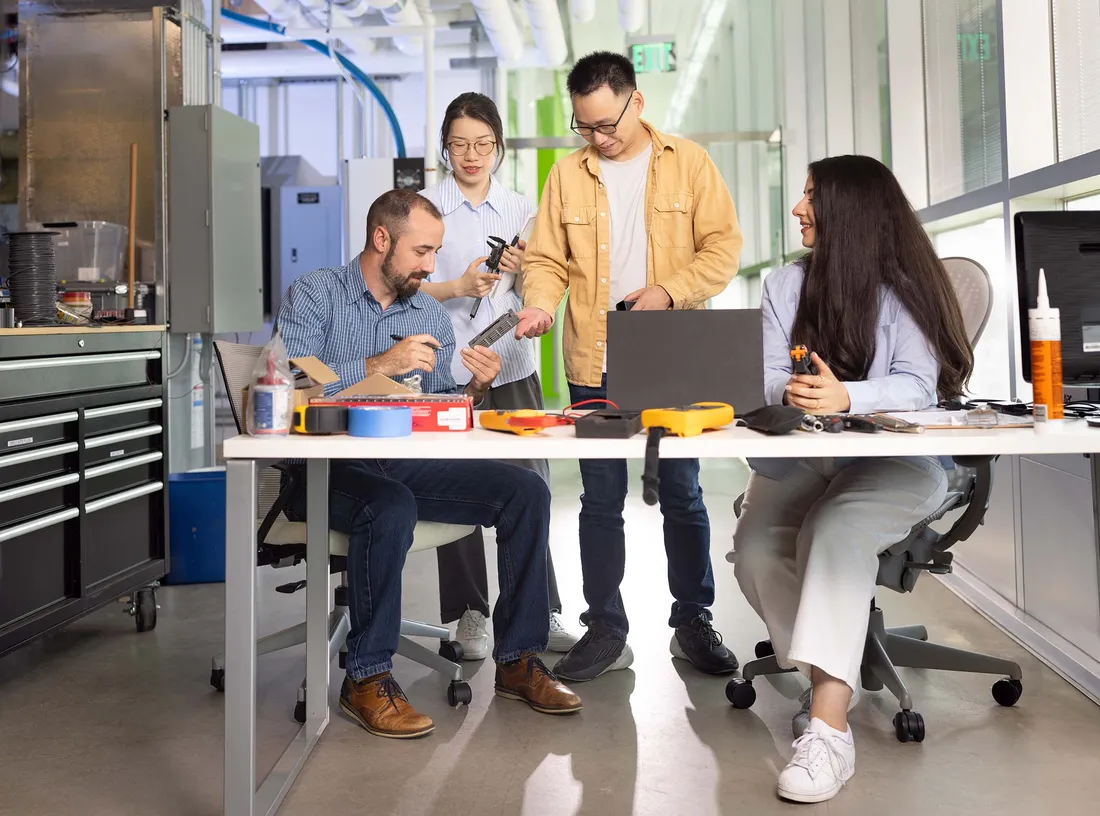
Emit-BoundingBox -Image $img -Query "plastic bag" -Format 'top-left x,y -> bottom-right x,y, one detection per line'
246,332 -> 294,436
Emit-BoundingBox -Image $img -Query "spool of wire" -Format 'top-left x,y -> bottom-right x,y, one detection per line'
6,231 -> 59,325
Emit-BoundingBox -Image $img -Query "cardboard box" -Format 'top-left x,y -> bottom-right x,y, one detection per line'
313,373 -> 473,432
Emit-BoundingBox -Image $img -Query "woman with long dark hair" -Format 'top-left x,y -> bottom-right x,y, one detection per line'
731,155 -> 973,804
420,92 -> 578,660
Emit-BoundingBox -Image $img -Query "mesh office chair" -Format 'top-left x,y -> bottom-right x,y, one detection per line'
209,341 -> 477,720
725,257 -> 1024,743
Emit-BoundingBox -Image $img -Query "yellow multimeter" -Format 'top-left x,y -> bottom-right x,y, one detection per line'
478,409 -> 547,436
640,402 -> 735,437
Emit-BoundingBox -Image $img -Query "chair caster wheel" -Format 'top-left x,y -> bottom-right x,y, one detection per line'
438,640 -> 464,663
725,677 -> 756,709
294,700 -> 306,724
447,681 -> 473,707
754,640 -> 774,659
992,677 -> 1023,707
210,668 -> 225,693
894,710 -> 925,743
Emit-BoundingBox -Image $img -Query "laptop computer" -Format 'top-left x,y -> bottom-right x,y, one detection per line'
605,308 -> 765,413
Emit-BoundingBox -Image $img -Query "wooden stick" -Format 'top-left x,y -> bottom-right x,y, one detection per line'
127,143 -> 137,310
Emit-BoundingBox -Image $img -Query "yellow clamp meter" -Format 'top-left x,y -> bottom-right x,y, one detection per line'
479,409 -> 547,436
640,403 -> 735,505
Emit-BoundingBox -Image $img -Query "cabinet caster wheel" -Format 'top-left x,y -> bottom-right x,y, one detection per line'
135,587 -> 158,632
992,677 -> 1023,707
754,640 -> 774,659
210,668 -> 225,693
438,640 -> 464,663
894,710 -> 925,743
725,677 -> 756,709
293,700 -> 306,724
447,681 -> 473,707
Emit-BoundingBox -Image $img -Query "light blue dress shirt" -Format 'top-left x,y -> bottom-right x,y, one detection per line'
276,256 -> 459,396
750,262 -> 947,479
420,174 -> 538,388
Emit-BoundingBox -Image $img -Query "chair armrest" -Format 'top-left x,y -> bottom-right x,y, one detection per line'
937,455 -> 996,550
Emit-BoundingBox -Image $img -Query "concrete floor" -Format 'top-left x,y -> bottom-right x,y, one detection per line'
1,459 -> 1099,815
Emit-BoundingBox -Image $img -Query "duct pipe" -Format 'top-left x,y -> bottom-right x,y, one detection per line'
568,0 -> 596,24
522,0 -> 568,67
298,0 -> 357,32
218,40 -> 545,74
362,0 -> 424,57
470,0 -> 524,64
619,0 -> 646,33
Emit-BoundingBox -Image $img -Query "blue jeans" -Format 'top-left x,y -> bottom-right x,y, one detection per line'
569,377 -> 715,636
284,458 -> 551,680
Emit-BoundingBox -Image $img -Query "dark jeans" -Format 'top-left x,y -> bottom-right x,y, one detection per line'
437,371 -> 563,622
284,458 -> 551,679
569,377 -> 714,637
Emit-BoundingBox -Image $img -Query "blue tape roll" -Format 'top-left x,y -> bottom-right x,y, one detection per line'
347,406 -> 413,437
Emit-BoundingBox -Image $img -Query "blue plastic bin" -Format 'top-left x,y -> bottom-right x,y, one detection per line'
166,468 -> 227,584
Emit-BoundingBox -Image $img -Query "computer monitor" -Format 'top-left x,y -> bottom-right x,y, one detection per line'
1014,210 -> 1100,385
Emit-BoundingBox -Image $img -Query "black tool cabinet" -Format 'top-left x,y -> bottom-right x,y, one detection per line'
0,327 -> 168,656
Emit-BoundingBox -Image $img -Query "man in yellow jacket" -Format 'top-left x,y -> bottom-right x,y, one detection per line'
516,51 -> 743,682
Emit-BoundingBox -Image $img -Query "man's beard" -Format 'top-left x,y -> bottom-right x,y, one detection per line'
381,245 -> 425,300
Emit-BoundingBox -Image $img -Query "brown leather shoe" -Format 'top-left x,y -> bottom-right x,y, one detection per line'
495,653 -> 583,715
339,673 -> 434,739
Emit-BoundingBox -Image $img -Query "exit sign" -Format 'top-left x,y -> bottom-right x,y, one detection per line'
627,36 -> 676,74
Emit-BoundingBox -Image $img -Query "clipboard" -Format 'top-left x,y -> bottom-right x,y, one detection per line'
878,409 -> 1033,429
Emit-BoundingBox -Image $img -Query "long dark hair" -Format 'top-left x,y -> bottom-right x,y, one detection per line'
791,155 -> 973,399
440,92 -> 505,172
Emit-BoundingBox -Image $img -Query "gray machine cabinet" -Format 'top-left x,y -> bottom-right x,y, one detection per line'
168,105 -> 263,334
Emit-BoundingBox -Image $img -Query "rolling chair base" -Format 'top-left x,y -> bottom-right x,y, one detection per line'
725,605 -> 1024,742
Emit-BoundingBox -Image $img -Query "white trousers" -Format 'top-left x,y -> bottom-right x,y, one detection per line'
731,457 -> 948,693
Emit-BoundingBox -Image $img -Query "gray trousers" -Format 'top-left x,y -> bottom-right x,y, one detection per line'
437,371 -> 562,623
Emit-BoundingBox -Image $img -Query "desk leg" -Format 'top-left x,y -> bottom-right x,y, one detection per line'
305,459 -> 332,725
225,459 -> 258,816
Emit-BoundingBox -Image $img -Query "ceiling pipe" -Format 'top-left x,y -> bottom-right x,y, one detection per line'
470,0 -> 524,64
568,0 -> 596,24
363,0 -> 425,56
618,0 -> 646,33
522,0 -> 568,67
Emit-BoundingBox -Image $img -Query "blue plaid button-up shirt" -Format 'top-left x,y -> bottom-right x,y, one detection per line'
276,256 -> 459,396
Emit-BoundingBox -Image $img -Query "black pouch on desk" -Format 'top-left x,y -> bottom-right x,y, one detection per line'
739,405 -> 805,436
574,410 -> 643,438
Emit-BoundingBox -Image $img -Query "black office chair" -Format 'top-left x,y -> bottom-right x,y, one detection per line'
724,257 -> 1023,743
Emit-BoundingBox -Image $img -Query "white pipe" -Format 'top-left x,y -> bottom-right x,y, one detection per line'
364,0 -> 424,57
424,8 -> 436,184
522,0 -> 568,67
618,0 -> 646,33
569,0 -> 596,24
212,0 -> 222,105
470,0 -> 524,63
298,0 -> 357,32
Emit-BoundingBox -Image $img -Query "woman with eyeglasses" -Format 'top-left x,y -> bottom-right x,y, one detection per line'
420,91 -> 579,661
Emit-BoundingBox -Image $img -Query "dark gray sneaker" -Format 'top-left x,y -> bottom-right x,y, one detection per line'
670,614 -> 739,675
552,620 -> 634,682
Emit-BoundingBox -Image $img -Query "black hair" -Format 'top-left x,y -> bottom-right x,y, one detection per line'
364,189 -> 441,250
566,50 -> 637,97
439,92 -> 505,171
792,155 -> 973,400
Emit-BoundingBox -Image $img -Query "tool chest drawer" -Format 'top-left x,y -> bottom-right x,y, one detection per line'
84,424 -> 162,467
85,452 -> 163,501
0,441 -> 79,489
0,351 -> 162,403
83,482 -> 163,587
0,472 -> 80,528
0,410 -> 78,455
0,510 -> 77,629
83,398 -> 164,437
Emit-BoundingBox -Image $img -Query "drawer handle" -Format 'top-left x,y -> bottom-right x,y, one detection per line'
0,351 -> 161,372
85,481 -> 163,514
0,411 -> 79,434
0,472 -> 80,504
85,451 -> 163,480
84,424 -> 163,449
0,442 -> 79,469
0,507 -> 79,543
84,399 -> 164,420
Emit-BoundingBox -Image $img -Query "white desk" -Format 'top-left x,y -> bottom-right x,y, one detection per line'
219,417 -> 1100,815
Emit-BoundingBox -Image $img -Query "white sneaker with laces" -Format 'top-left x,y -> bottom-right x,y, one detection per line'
455,610 -> 489,661
548,612 -> 581,653
777,717 -> 855,803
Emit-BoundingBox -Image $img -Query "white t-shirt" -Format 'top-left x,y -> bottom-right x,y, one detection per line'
599,144 -> 652,370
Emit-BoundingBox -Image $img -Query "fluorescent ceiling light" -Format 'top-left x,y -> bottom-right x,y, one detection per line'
664,0 -> 730,132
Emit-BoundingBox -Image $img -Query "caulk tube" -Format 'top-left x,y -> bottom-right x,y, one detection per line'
1029,268 -> 1064,421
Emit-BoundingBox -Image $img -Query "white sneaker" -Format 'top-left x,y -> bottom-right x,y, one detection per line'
548,612 -> 580,653
455,610 -> 489,661
777,718 -> 856,804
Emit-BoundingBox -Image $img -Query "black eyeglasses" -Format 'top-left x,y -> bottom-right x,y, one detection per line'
570,94 -> 634,137
447,140 -> 497,157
